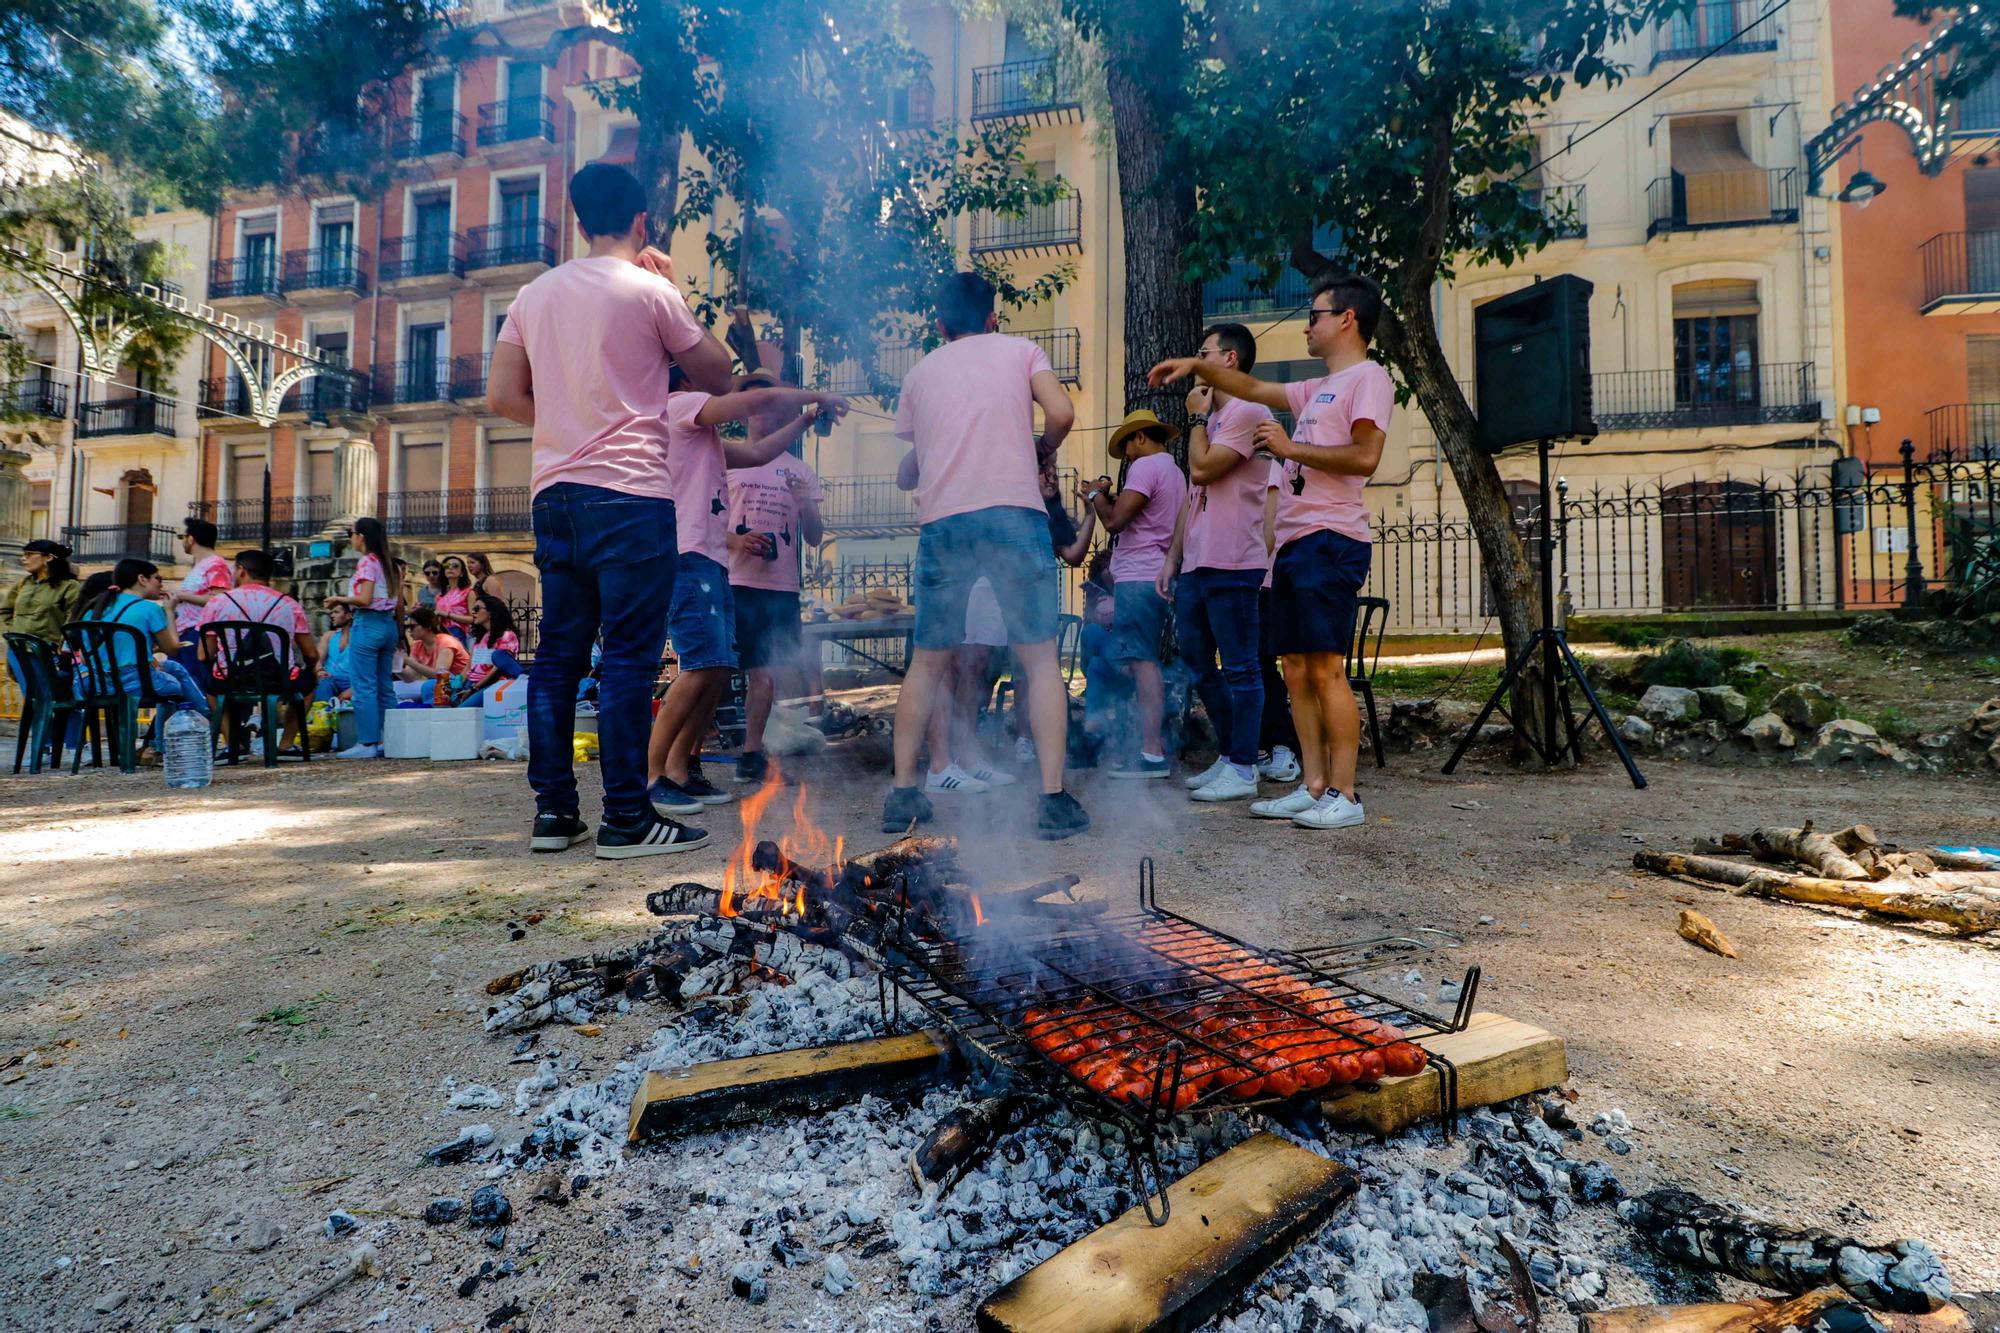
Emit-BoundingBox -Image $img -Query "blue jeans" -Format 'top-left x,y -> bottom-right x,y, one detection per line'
455,651 -> 523,706
914,506 -> 1058,650
144,658 -> 213,744
347,609 -> 398,746
529,482 -> 677,822
1175,567 -> 1265,768
316,672 -> 352,704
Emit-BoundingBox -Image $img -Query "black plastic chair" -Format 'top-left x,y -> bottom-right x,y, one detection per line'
1349,595 -> 1390,769
991,612 -> 1085,726
60,620 -> 161,774
5,632 -> 84,775
201,620 -> 313,768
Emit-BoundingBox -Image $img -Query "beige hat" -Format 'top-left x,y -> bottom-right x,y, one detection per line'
1107,409 -> 1181,461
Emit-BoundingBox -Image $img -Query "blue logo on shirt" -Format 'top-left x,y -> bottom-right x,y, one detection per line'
1314,392 -> 1337,404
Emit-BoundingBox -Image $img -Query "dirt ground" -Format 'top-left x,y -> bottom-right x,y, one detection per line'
1,737 -> 1997,1331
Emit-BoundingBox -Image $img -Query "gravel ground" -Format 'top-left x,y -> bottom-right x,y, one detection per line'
1,742 -> 1995,1331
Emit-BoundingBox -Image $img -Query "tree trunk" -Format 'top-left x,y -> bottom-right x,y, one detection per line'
635,73 -> 682,250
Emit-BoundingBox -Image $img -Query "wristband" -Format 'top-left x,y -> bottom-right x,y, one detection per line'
1186,414 -> 1209,427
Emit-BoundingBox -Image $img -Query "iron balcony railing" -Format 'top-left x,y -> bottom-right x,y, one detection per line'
198,377 -> 254,419
1646,168 -> 1800,237
298,124 -> 376,176
282,246 -> 370,295
287,374 -> 371,416
820,476 -> 919,534
210,254 -> 282,300
970,57 -> 1078,121
379,231 -> 467,283
190,495 -> 337,543
1953,75 -> 2000,135
1590,361 -> 1818,431
62,524 -> 181,565
1526,183 -> 1588,239
1926,403 -> 2000,458
1202,263 -> 1313,319
78,393 -> 177,439
970,188 -> 1083,254
467,219 -> 557,270
3,380 -> 67,419
382,487 -> 532,535
450,353 -> 491,400
1019,327 -> 1081,383
823,327 -> 1080,394
391,111 -> 467,160
1918,230 -> 2000,311
373,356 -> 478,406
1649,0 -> 1781,67
476,96 -> 558,147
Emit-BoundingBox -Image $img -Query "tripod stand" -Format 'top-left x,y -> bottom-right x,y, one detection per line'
1441,437 -> 1646,789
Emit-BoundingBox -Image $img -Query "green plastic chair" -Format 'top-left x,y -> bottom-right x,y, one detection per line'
5,632 -> 85,774
61,620 -> 161,774
201,619 -> 313,768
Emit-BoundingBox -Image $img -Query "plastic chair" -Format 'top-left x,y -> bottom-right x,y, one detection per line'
991,612 -> 1085,724
60,620 -> 161,774
201,620 -> 313,768
1348,595 -> 1390,769
5,632 -> 84,775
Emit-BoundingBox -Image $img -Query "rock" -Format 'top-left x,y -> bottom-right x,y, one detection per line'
93,1291 -> 129,1314
424,1123 -> 495,1165
1771,682 -> 1838,729
324,1210 -> 359,1238
822,1254 -> 854,1295
1617,714 -> 1655,745
1572,1162 -> 1625,1203
243,1218 -> 282,1253
1638,685 -> 1701,726
731,1260 -> 769,1304
447,1084 -> 506,1111
1695,685 -> 1749,724
1738,712 -> 1797,753
1605,1135 -> 1632,1156
468,1185 -> 512,1229
1964,698 -> 2000,742
1800,719 -> 1916,768
424,1198 -> 463,1225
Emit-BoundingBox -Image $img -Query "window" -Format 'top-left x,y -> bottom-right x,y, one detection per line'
1673,280 -> 1760,408
405,322 -> 443,388
241,216 -> 277,279
229,447 -> 267,503
499,179 -> 540,235
417,70 -> 455,125
1667,117 -> 1766,226
316,203 -> 355,260
488,437 -> 532,489
1966,168 -> 2000,231
506,61 -> 541,107
307,448 -> 336,498
402,440 -> 444,493
1971,337 -> 2000,401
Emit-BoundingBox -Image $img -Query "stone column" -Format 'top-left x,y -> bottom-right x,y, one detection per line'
0,446 -> 31,583
328,436 -> 378,533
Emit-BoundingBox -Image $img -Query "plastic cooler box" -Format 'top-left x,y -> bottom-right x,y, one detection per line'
428,709 -> 483,761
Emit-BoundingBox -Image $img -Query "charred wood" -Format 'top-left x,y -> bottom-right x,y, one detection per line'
909,1093 -> 1049,1198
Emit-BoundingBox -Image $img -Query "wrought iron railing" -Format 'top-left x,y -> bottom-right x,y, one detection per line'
819,476 -> 919,533
822,327 -> 1080,394
373,356 -> 477,406
450,354 -> 491,400
970,57 -> 1077,120
467,219 -> 557,270
198,377 -> 255,419
3,380 -> 67,419
1017,327 -> 1082,383
1648,0 -> 1781,67
391,111 -> 467,159
1526,183 -> 1588,240
1646,168 -> 1799,236
476,96 -> 558,146
282,246 -> 370,295
297,125 -> 376,176
1202,263 -> 1313,319
78,393 -> 177,438
970,188 -> 1083,254
190,495 -> 337,543
1919,230 -> 2000,310
1954,75 -> 2000,134
289,374 -> 371,416
61,524 -> 181,565
382,487 -> 532,536
210,254 -> 282,300
1591,361 -> 1817,431
1926,403 -> 2000,458
379,232 -> 467,282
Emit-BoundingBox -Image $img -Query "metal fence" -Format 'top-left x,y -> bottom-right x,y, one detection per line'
192,494 -> 336,543
383,487 -> 532,536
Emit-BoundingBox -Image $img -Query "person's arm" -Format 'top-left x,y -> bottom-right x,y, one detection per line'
1090,483 -> 1151,535
795,478 -> 823,548
634,247 -> 734,395
1029,369 -> 1074,463
153,615 -> 182,656
404,644 -> 444,679
1057,493 -> 1097,567
1156,494 -> 1194,598
1264,486 -> 1278,556
1186,388 -> 1247,486
1148,356 -> 1292,415
1256,417 -> 1387,478
296,632 -> 321,671
489,341 -> 534,427
706,388 -> 849,467
0,579 -> 19,627
895,449 -> 920,492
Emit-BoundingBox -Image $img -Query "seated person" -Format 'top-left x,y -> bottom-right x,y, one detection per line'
196,548 -> 321,750
396,607 -> 470,706
317,601 -> 355,703
80,558 -> 213,746
455,594 -> 525,707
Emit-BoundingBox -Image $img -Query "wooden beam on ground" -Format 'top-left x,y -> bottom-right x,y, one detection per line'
626,1029 -> 956,1143
1583,1299 -> 1973,1333
1319,1011 -> 1567,1135
976,1131 -> 1357,1333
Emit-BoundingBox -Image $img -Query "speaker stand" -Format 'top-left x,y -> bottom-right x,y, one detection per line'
1441,437 -> 1646,790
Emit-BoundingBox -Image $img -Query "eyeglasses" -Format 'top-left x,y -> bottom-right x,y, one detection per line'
1306,306 -> 1342,327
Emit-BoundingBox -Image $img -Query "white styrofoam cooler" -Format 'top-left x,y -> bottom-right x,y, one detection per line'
428,709 -> 483,761
383,708 -> 429,759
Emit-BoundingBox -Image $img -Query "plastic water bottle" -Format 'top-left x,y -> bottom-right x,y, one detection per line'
163,708 -> 213,790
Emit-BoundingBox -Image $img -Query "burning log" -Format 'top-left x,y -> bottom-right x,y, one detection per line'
1634,851 -> 2000,936
1583,1297 -> 1975,1333
1620,1187 -> 1954,1313
645,882 -> 728,918
909,1093 -> 1048,1197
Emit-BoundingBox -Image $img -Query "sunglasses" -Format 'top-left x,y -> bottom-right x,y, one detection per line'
1306,306 -> 1343,327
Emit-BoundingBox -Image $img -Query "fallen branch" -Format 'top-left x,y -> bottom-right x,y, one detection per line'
1584,1297 -> 1974,1333
246,1244 -> 378,1332
1748,823 -> 1874,881
1677,910 -> 1737,958
1633,852 -> 2000,936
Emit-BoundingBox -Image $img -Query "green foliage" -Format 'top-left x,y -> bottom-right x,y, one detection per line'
1893,2 -> 1996,102
1600,622 -> 1668,649
1636,638 -> 1751,689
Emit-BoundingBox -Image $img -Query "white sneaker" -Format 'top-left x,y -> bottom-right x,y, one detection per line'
966,766 -> 1017,787
1293,792 -> 1367,829
1183,758 -> 1231,791
335,742 -> 385,760
1250,785 -> 1318,819
1015,736 -> 1036,763
925,764 -> 991,794
1191,769 -> 1260,802
1259,745 -> 1301,783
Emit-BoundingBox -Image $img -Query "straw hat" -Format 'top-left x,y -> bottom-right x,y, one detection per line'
1107,409 -> 1181,461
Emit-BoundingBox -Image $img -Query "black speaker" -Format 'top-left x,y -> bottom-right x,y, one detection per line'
1473,274 -> 1596,454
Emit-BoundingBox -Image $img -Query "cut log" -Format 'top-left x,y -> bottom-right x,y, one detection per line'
1678,909 -> 1739,958
1749,823 -> 1873,881
1706,1287 -> 1849,1333
1584,1299 -> 1973,1333
1621,1187 -> 1954,1314
976,1131 -> 1357,1333
1319,1012 -> 1568,1135
909,1093 -> 1047,1196
626,1030 -> 957,1143
1633,852 -> 2000,936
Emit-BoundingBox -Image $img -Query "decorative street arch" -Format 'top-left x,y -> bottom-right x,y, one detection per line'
1805,15 -> 1995,195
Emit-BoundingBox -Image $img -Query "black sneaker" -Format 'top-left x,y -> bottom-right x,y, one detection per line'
881,786 -> 934,833
648,777 -> 703,816
681,771 -> 734,806
735,750 -> 770,785
1036,791 -> 1091,841
531,811 -> 591,853
594,813 -> 710,860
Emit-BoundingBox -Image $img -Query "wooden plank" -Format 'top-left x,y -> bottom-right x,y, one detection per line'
1319,1011 -> 1567,1135
976,1131 -> 1357,1333
1583,1299 -> 1974,1333
626,1029 -> 956,1143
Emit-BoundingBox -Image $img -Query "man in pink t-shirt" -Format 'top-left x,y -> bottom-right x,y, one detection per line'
487,162 -> 733,860
1155,323 -> 1278,802
1084,410 -> 1187,781
1147,273 -> 1393,832
885,272 -> 1085,840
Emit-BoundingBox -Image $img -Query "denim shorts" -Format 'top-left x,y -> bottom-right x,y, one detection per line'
1109,580 -> 1171,663
668,553 -> 737,671
734,587 -> 803,670
914,506 -> 1058,651
1271,528 -> 1372,656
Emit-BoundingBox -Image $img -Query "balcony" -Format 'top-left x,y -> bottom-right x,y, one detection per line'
78,392 -> 177,439
379,232 -> 467,294
392,111 -> 467,162
1926,403 -> 2000,458
476,96 -> 558,156
191,495 -> 338,544
297,124 -> 376,178
970,57 -> 1081,124
383,486 -> 532,535
282,246 -> 369,300
61,524 -> 180,566
970,189 -> 1082,256
1527,183 -> 1588,240
209,255 -> 283,305
1202,263 -> 1313,320
198,377 -> 256,422
820,475 -> 919,537
1646,168 -> 1799,237
467,219 -> 558,277
1591,361 -> 1819,431
284,374 -> 371,418
1919,231 -> 2000,315
372,356 -> 478,412
3,380 -> 67,419
450,354 -> 491,404
823,328 -> 1080,396
1950,74 -> 2000,159
1013,327 -> 1082,384
1647,0 -> 1780,69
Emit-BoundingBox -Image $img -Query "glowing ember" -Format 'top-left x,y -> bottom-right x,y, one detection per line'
970,893 -> 986,928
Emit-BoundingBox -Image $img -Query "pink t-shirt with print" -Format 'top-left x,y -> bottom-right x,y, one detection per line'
1181,395 -> 1277,574
1107,452 -> 1188,584
175,554 -> 234,632
435,586 -> 472,624
495,255 -> 707,502
1275,359 -> 1394,551
666,392 -> 729,564
350,553 -> 397,612
197,584 -> 310,636
726,455 -> 824,593
467,629 -> 520,688
894,333 -> 1052,525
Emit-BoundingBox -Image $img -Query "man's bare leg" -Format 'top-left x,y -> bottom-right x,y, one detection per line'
1283,654 -> 1328,798
1308,652 -> 1361,801
926,667 -> 956,777
1130,659 -> 1165,757
892,648 -> 954,789
1013,639 -> 1069,794
665,669 -> 729,785
647,671 -> 707,784
743,666 -> 775,758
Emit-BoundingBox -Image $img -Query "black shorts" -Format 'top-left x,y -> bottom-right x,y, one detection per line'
1270,529 -> 1371,657
733,587 -> 803,670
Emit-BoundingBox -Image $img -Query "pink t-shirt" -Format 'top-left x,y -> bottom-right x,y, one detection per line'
495,256 -> 707,501
1276,360 -> 1393,550
894,334 -> 1052,525
666,392 -> 728,564
1181,396 -> 1277,574
726,455 -> 823,593
1107,452 -> 1188,584
436,585 -> 472,623
350,553 -> 398,612
198,584 -> 310,637
467,629 -> 520,688
175,554 -> 234,632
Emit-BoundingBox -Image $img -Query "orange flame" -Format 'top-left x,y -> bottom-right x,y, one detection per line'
716,760 -> 846,923
970,893 -> 986,928
719,759 -> 789,917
